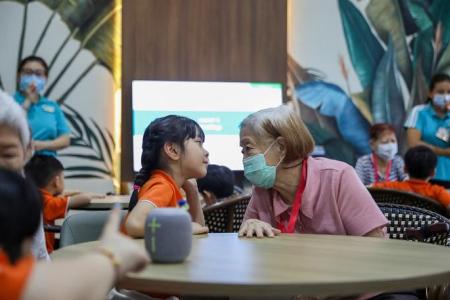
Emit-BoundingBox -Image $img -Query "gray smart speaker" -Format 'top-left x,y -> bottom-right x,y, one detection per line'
144,208 -> 192,263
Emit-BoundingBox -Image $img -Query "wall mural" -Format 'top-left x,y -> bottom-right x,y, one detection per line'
0,0 -> 120,181
289,0 -> 450,165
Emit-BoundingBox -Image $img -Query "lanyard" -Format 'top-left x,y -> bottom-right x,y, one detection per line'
372,153 -> 392,183
277,158 -> 308,233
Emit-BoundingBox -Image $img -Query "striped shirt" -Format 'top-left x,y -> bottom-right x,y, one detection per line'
355,154 -> 407,185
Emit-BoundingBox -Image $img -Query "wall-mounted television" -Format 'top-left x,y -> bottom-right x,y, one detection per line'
132,80 -> 283,171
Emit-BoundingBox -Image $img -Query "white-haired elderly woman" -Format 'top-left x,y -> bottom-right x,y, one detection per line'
238,105 -> 419,300
0,89 -> 48,261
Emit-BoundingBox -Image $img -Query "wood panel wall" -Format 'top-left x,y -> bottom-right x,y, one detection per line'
122,0 -> 287,181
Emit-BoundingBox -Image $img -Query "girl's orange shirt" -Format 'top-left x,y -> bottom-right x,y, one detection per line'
137,170 -> 183,207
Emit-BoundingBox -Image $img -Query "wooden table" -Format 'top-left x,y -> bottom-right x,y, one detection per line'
71,195 -> 130,210
51,233 -> 450,297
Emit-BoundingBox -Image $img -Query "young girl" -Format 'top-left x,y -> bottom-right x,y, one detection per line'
125,115 -> 209,237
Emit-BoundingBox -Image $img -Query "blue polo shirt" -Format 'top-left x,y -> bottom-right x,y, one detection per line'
411,104 -> 450,181
14,92 -> 70,156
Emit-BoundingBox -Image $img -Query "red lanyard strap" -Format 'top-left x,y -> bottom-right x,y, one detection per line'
278,158 -> 308,233
372,154 -> 392,183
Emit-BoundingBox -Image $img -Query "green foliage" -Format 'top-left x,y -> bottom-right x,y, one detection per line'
366,0 -> 413,88
338,0 -> 450,145
338,0 -> 384,92
371,37 -> 405,140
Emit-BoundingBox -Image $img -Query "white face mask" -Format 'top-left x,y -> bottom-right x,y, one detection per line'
375,143 -> 398,161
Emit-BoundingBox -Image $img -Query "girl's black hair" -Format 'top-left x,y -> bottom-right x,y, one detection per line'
128,115 -> 205,211
17,55 -> 49,76
0,168 -> 43,264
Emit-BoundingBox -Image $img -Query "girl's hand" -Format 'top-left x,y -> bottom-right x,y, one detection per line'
192,222 -> 209,235
181,178 -> 198,194
238,219 -> 281,238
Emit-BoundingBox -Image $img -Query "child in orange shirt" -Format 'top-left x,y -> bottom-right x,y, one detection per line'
373,145 -> 450,213
125,115 -> 209,237
24,155 -> 104,252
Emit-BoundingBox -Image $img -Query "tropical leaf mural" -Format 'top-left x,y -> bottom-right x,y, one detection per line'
61,104 -> 114,179
290,0 -> 450,165
0,0 -> 119,180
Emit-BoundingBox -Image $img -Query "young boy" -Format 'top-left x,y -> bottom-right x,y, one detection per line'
197,164 -> 237,207
24,154 -> 103,253
372,145 -> 450,213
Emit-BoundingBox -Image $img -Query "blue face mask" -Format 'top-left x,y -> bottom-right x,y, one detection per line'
19,75 -> 46,95
243,140 -> 282,189
432,94 -> 450,108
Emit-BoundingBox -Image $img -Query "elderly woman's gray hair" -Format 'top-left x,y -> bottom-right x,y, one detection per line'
0,89 -> 31,146
240,105 -> 315,162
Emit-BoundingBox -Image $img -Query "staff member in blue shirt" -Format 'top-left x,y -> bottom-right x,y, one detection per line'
405,73 -> 450,181
14,56 -> 70,156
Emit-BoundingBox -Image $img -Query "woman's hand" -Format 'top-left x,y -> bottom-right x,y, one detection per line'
238,219 -> 281,238
99,206 -> 150,279
192,222 -> 209,235
23,84 -> 40,107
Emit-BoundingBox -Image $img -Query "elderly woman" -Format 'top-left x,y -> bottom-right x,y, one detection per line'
14,56 -> 70,156
355,123 -> 406,185
238,105 -> 387,238
238,106 -> 420,300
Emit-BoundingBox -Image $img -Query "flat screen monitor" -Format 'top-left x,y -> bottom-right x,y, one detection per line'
132,80 -> 283,172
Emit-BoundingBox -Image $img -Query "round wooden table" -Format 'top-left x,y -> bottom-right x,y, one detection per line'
52,233 -> 450,297
71,195 -> 130,210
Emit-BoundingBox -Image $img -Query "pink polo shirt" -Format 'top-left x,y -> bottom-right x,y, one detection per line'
244,157 -> 388,236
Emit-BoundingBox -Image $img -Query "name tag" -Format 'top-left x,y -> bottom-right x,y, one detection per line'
41,104 -> 55,113
436,127 -> 450,143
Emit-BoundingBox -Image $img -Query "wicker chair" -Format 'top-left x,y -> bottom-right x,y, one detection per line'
203,194 -> 251,233
378,203 -> 450,246
368,187 -> 448,216
379,203 -> 450,299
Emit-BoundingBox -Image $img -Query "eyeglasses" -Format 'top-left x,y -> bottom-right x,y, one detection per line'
20,68 -> 47,77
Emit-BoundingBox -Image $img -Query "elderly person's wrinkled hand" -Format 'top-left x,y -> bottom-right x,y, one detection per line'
238,218 -> 281,238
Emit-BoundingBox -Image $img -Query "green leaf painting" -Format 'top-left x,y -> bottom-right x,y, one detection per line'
371,37 -> 405,133
429,0 -> 450,46
338,0 -> 384,91
366,0 -> 413,88
403,0 -> 433,33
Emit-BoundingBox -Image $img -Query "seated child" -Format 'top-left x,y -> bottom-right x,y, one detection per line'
197,164 -> 236,207
24,154 -> 104,253
372,145 -> 450,213
124,115 -> 209,237
0,167 -> 149,300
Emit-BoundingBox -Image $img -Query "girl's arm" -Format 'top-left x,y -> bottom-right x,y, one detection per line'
182,179 -> 205,226
125,201 -> 156,237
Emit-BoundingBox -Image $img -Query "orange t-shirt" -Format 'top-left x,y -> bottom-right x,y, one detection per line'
0,250 -> 34,300
122,170 -> 184,234
40,189 -> 69,253
373,179 -> 450,207
138,170 -> 183,207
